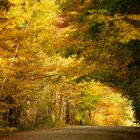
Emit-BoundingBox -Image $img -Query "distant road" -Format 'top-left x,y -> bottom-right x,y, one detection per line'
2,126 -> 140,140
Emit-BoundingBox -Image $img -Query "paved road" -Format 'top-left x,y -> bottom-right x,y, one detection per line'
1,126 -> 140,140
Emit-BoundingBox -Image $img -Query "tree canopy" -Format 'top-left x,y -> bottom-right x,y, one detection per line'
0,0 -> 140,134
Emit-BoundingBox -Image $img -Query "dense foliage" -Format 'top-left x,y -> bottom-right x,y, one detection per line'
0,0 -> 139,135
59,0 -> 140,122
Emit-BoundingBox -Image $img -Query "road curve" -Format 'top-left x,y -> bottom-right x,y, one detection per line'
1,126 -> 140,140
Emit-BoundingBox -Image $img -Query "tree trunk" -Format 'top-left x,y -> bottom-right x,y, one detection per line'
59,93 -> 63,121
89,110 -> 91,121
65,98 -> 70,124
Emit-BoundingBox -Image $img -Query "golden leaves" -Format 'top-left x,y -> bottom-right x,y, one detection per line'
8,0 -> 23,5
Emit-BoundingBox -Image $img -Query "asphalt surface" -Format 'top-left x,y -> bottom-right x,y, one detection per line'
1,126 -> 140,140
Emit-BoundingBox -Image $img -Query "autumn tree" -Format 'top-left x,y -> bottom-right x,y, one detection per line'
0,0 -> 60,129
59,0 -> 140,122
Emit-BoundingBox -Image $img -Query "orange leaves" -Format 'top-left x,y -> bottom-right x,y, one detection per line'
80,80 -> 134,126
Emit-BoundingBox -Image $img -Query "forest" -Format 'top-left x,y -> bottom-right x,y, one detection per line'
0,0 -> 140,134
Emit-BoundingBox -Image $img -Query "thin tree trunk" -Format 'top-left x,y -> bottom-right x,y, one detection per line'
52,91 -> 56,121
59,92 -> 63,121
88,110 -> 91,122
65,98 -> 70,124
0,44 -> 20,91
